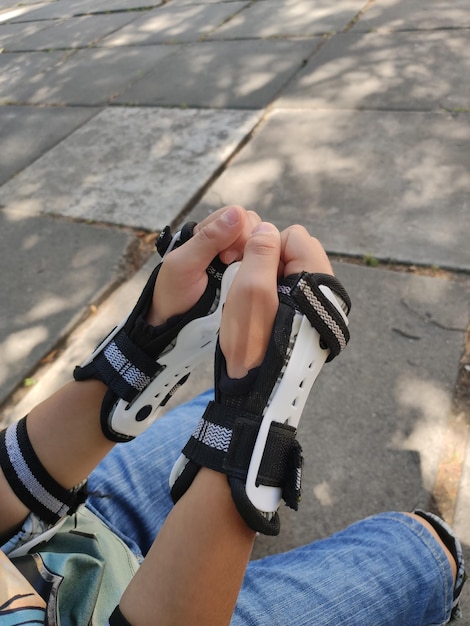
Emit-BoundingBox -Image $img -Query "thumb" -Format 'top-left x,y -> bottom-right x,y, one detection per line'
220,222 -> 281,379
178,205 -> 246,275
148,207 -> 246,325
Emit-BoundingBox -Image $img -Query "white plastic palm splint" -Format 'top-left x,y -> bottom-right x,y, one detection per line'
171,285 -> 348,516
78,241 -> 241,440
247,285 -> 347,514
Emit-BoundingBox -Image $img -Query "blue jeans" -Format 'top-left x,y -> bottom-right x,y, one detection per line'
86,390 -> 455,626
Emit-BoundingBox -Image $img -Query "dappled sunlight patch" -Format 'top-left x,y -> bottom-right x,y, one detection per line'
313,481 -> 336,507
0,107 -> 262,229
390,375 -> 451,491
18,296 -> 71,325
0,326 -> 49,385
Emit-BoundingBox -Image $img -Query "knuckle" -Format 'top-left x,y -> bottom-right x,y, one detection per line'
286,224 -> 311,240
194,220 -> 218,245
247,234 -> 279,256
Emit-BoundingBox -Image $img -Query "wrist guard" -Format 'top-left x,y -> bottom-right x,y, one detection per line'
74,223 -> 238,442
170,272 -> 351,535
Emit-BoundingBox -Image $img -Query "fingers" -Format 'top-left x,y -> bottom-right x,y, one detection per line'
279,225 -> 334,278
194,207 -> 261,265
175,205 -> 248,273
220,223 -> 281,379
148,206 -> 250,325
149,209 -> 332,348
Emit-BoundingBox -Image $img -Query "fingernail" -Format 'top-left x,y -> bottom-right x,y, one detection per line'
222,206 -> 240,226
252,222 -> 278,235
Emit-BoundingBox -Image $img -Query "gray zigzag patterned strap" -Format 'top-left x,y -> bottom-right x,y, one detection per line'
104,341 -> 152,392
280,272 -> 350,362
89,330 -> 163,403
191,416 -> 233,453
297,275 -> 348,352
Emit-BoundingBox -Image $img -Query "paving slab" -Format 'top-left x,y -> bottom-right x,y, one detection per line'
100,2 -> 248,46
0,253 -> 156,425
275,30 -> 470,112
170,0 -> 249,4
0,3 -> 48,24
0,50 -> 65,104
0,0 -> 45,8
10,0 -> 161,21
0,207 -> 133,405
0,106 -> 262,229
77,0 -> 163,13
0,105 -> 100,185
115,39 -> 319,108
0,19 -> 54,49
352,0 -> 470,32
17,45 -> 177,105
192,109 -> 470,271
208,0 -> 365,39
5,12 -> 142,51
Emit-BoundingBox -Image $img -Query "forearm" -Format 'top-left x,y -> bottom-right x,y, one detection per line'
117,223 -> 282,625
0,379 -> 114,536
26,379 -> 113,488
119,468 -> 256,626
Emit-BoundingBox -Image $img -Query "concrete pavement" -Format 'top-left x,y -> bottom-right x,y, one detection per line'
1,0 -> 469,618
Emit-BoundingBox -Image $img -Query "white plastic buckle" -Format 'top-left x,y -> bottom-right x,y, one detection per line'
162,229 -> 183,258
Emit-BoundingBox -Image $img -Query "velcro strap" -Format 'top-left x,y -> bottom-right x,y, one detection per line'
226,417 -> 303,510
182,402 -> 303,510
75,329 -> 162,403
281,272 -> 350,362
109,606 -> 133,626
182,401 -> 239,472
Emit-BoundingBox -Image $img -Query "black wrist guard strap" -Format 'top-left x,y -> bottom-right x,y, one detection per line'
0,417 -> 87,525
109,606 -> 133,626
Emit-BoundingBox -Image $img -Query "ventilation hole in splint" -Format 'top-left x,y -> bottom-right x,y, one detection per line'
135,405 -> 152,422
